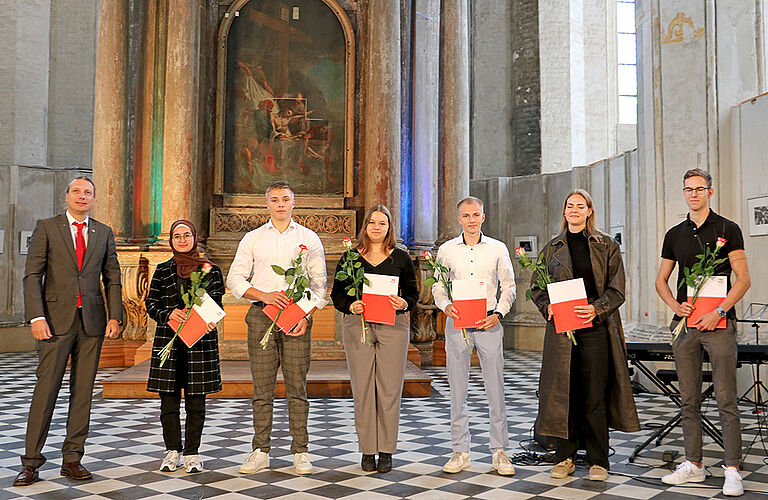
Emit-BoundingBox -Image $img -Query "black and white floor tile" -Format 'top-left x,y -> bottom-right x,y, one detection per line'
1,350 -> 767,499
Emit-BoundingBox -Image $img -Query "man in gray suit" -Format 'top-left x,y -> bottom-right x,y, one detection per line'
14,176 -> 122,486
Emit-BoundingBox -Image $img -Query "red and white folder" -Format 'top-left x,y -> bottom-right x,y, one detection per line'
547,278 -> 592,333
451,279 -> 487,329
168,292 -> 227,348
362,273 -> 400,325
687,276 -> 727,329
264,290 -> 324,333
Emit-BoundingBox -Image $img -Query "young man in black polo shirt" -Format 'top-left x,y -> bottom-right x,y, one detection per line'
655,168 -> 751,497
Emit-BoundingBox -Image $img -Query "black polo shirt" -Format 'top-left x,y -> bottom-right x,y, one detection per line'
661,209 -> 744,320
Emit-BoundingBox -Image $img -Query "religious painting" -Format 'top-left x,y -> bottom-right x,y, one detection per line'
218,0 -> 352,198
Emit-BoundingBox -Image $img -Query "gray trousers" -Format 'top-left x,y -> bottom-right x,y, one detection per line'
445,318 -> 508,453
671,319 -> 741,465
245,303 -> 312,454
342,313 -> 409,454
22,310 -> 104,467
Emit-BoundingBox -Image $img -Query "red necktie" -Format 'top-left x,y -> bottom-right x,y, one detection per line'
74,222 -> 86,307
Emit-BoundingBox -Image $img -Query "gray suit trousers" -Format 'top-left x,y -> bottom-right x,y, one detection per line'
22,310 -> 104,467
342,313 -> 409,454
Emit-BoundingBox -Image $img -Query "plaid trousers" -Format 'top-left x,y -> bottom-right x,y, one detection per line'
245,303 -> 312,454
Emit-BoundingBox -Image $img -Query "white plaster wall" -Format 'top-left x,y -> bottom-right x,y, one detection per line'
13,0 -> 51,166
539,0 -> 574,173
0,2 -> 17,164
47,0 -> 98,168
470,0 -> 513,179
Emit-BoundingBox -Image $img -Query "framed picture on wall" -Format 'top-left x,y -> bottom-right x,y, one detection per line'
747,196 -> 768,236
19,230 -> 33,255
513,236 -> 538,258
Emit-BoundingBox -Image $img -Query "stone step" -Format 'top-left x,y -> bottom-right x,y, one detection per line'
101,359 -> 432,398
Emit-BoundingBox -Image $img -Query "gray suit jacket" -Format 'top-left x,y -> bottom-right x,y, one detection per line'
23,213 -> 123,336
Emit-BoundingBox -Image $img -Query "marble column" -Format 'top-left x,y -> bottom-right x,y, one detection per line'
92,0 -> 128,242
362,0 -> 401,232
131,0 -> 157,245
159,0 -> 201,241
437,0 -> 470,243
411,0 -> 440,251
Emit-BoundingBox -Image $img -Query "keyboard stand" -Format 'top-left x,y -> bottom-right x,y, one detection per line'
628,358 -> 723,462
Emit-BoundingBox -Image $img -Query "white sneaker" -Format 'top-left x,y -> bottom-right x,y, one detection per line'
443,452 -> 471,473
492,449 -> 515,476
160,450 -> 181,472
293,452 -> 313,475
722,466 -> 744,496
661,460 -> 706,485
184,454 -> 203,473
239,449 -> 269,474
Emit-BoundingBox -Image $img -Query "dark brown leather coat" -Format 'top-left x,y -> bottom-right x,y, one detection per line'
531,230 -> 640,439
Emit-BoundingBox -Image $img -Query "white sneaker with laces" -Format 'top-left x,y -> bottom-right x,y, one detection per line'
239,449 -> 269,474
443,452 -> 471,473
160,450 -> 181,472
293,452 -> 313,475
491,449 -> 515,476
661,460 -> 706,485
722,466 -> 743,496
184,454 -> 203,473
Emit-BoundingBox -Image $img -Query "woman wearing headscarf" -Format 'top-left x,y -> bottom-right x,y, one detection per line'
145,220 -> 224,473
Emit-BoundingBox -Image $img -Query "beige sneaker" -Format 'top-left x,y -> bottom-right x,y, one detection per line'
293,452 -> 313,475
551,458 -> 575,479
239,449 -> 269,474
492,449 -> 515,476
443,452 -> 471,473
589,464 -> 608,481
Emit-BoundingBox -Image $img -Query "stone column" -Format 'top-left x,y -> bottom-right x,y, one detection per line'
437,0 -> 470,243
411,0 -> 440,251
159,0 -> 201,241
362,0 -> 401,231
92,0 -> 128,242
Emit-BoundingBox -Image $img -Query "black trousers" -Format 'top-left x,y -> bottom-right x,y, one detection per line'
554,325 -> 611,469
159,344 -> 206,455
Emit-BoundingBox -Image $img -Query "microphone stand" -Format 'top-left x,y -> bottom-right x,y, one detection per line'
736,303 -> 768,460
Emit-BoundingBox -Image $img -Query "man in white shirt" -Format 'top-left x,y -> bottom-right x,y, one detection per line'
227,181 -> 327,475
432,196 -> 517,476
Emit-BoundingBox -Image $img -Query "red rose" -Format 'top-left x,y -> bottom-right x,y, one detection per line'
299,244 -> 308,254
514,247 -> 526,257
423,250 -> 432,260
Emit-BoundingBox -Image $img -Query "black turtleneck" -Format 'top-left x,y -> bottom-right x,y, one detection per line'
566,229 -> 598,301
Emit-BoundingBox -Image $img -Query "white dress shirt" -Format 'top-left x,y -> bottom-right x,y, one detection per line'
431,233 -> 516,316
31,211 -> 90,324
226,218 -> 328,308
66,211 -> 90,247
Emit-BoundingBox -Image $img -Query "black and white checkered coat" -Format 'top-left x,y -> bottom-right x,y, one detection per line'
145,259 -> 223,395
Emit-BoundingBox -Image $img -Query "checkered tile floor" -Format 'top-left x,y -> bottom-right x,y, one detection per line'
1,350 -> 768,499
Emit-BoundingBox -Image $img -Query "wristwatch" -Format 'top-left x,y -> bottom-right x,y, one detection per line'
493,311 -> 503,321
715,306 -> 726,318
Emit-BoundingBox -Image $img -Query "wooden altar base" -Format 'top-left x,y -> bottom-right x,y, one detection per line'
102,359 -> 432,398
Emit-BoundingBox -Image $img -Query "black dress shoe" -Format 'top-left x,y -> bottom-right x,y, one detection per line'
60,461 -> 92,480
361,454 -> 376,472
13,466 -> 39,486
377,452 -> 392,473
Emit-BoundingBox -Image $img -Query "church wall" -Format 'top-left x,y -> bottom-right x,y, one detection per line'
46,0 -> 98,168
469,0 -> 513,179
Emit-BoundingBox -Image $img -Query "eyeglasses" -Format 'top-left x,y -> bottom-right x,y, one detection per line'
172,233 -> 194,241
683,186 -> 709,195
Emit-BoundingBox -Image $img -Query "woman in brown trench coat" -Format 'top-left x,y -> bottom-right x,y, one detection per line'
531,189 -> 639,481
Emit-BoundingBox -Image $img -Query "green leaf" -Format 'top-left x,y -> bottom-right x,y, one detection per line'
195,288 -> 205,297
356,267 -> 365,279
193,298 -> 202,306
286,274 -> 295,284
286,268 -> 296,276
305,290 -> 312,299
362,277 -> 371,287
300,276 -> 310,288
291,291 -> 303,302
354,261 -> 361,268
271,265 -> 286,276
336,271 -> 349,281
347,288 -> 357,296
525,288 -> 533,301
424,277 -> 436,288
